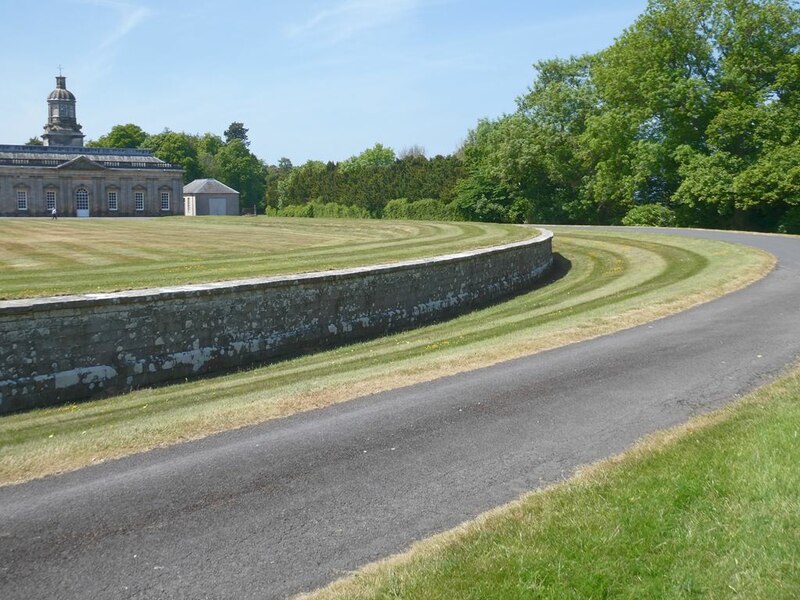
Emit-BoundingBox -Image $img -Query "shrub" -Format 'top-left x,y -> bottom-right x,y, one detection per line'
272,198 -> 451,221
276,203 -> 314,217
383,198 -> 411,219
408,198 -> 457,221
622,204 -> 677,227
272,201 -> 370,219
383,198 -> 458,221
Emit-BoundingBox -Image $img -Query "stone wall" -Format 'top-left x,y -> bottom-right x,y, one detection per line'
0,229 -> 553,413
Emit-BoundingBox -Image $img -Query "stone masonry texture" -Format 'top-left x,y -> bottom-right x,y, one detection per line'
0,230 -> 553,413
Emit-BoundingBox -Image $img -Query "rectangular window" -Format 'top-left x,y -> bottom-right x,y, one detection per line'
160,191 -> 170,211
107,191 -> 118,211
46,190 -> 57,211
16,190 -> 28,211
135,191 -> 144,211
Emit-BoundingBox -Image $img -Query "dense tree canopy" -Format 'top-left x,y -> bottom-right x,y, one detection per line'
339,143 -> 396,172
273,152 -> 464,216
142,130 -> 203,183
458,0 -> 800,230
214,138 -> 266,208
87,124 -> 147,149
224,121 -> 250,146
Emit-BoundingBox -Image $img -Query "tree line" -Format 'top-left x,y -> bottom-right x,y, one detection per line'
457,0 -> 800,232
32,0 -> 799,231
270,144 -> 463,216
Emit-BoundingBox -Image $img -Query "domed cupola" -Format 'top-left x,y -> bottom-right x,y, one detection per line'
48,78 -> 76,101
42,75 -> 85,147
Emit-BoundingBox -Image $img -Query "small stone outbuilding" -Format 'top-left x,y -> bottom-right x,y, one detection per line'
183,178 -> 240,216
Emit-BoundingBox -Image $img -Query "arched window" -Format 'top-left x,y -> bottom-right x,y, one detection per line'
75,187 -> 89,211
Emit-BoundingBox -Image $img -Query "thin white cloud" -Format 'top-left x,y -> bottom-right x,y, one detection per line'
286,0 -> 420,43
75,0 -> 152,50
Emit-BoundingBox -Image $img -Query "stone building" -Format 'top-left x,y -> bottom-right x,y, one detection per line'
183,178 -> 240,216
0,76 -> 183,217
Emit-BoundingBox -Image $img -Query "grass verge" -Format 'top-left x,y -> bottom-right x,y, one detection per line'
297,362 -> 800,600
0,217 -> 532,299
0,230 -> 774,485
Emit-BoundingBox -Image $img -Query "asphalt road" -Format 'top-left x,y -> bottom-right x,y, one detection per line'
2,229 -> 799,600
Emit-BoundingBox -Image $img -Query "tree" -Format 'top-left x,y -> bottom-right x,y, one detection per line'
197,133 -> 224,178
453,174 -> 516,223
88,123 -> 148,148
224,122 -> 249,146
339,143 -> 396,172
25,137 -> 43,146
198,132 -> 224,156
399,145 -> 426,159
143,130 -> 202,183
454,55 -> 600,224
215,139 -> 266,209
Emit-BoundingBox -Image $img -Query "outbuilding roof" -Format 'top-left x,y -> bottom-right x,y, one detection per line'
183,178 -> 239,194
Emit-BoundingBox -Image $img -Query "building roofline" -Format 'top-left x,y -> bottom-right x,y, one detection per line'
0,144 -> 156,157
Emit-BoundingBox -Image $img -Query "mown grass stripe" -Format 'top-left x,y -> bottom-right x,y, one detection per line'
0,218 -> 532,299
0,230 -> 772,485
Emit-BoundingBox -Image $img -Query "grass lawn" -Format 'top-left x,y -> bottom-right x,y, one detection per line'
0,217 -> 533,299
0,228 -> 773,485
299,362 -> 800,600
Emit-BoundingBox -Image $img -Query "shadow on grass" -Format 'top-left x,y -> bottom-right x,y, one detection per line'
533,252 -> 571,290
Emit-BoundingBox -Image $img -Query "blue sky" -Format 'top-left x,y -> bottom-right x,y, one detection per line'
1,0 -> 648,165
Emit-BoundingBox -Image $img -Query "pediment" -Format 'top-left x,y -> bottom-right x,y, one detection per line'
56,156 -> 107,171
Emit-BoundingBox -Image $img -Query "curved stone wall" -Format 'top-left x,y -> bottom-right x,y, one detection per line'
0,229 -> 553,413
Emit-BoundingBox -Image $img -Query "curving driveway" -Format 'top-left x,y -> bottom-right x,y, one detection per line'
1,228 -> 799,599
